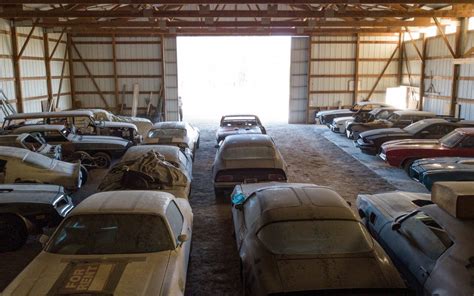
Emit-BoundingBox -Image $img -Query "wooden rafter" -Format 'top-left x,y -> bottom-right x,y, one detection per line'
433,17 -> 456,58
366,44 -> 399,100
404,26 -> 423,60
49,27 -> 66,59
17,19 -> 38,58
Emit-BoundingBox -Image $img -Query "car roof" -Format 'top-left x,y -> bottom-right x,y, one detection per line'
240,183 -> 357,224
13,125 -> 65,133
456,127 -> 474,135
70,190 -> 174,216
121,145 -> 181,162
222,115 -> 258,119
5,110 -> 93,120
223,134 -> 274,148
393,110 -> 436,116
0,146 -> 31,158
151,121 -> 188,130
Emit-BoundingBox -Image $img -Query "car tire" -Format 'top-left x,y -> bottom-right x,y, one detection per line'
93,152 -> 112,169
0,214 -> 28,252
79,165 -> 88,186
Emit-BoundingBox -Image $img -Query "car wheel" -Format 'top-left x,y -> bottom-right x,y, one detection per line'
93,152 -> 112,169
79,165 -> 88,186
0,214 -> 28,252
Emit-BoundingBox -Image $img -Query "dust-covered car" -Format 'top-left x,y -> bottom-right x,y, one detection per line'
98,145 -> 193,199
409,157 -> 474,190
315,101 -> 391,125
144,121 -> 200,156
231,182 -> 407,296
2,110 -> 141,144
212,134 -> 287,198
12,125 -> 132,169
330,106 -> 397,135
0,184 -> 74,252
216,115 -> 266,144
345,107 -> 401,139
81,108 -> 153,136
0,147 -> 85,191
3,190 -> 193,296
357,182 -> 474,295
0,133 -> 61,160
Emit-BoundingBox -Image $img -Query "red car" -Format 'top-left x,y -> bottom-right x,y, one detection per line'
380,128 -> 474,171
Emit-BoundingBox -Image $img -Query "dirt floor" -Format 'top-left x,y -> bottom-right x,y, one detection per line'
0,123 -> 405,295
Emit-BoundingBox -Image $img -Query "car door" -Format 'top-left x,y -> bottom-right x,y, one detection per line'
378,211 -> 452,287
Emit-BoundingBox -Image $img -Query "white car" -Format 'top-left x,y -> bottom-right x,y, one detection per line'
0,146 -> 85,191
144,121 -> 200,156
3,190 -> 193,296
83,108 -> 153,136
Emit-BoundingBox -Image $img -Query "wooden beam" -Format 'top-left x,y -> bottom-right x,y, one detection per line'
402,43 -> 413,87
43,32 -> 53,105
112,34 -> 119,110
366,44 -> 399,100
3,0 -> 474,4
353,33 -> 360,104
397,32 -> 404,86
17,19 -> 38,58
66,34 -> 77,107
450,18 -> 466,117
3,8 -> 474,18
404,27 -> 423,60
433,17 -> 456,58
453,57 -> 474,64
54,43 -> 68,109
10,26 -> 24,113
419,34 -> 427,111
71,40 -> 109,108
463,47 -> 474,57
49,28 -> 66,60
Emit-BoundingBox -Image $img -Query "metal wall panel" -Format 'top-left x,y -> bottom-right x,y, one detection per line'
163,37 -> 178,121
458,30 -> 474,119
289,37 -> 308,123
0,20 -> 16,122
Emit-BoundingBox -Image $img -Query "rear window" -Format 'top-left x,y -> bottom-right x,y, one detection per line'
440,131 -> 463,148
148,128 -> 186,138
257,220 -> 373,255
222,146 -> 275,160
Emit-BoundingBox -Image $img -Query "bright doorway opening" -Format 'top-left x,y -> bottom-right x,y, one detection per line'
177,36 -> 291,123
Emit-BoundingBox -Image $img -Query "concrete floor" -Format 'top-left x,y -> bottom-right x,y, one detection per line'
0,123 -> 428,294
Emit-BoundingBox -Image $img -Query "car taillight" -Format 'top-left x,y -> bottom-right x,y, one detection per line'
268,174 -> 285,181
216,175 -> 233,182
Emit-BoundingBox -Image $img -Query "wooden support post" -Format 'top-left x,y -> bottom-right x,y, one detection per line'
306,36 -> 313,123
450,18 -> 466,117
55,43 -> 68,109
112,34 -> 120,111
71,40 -> 109,108
419,34 -> 427,111
160,35 -> 166,121
366,44 -> 399,100
10,26 -> 23,113
397,32 -> 404,86
67,34 -> 77,107
353,33 -> 360,104
43,31 -> 53,106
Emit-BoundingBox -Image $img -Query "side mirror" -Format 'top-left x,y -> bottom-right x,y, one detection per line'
39,234 -> 49,247
177,234 -> 188,247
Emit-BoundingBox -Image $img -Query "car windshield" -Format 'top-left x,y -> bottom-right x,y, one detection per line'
387,113 -> 400,122
257,220 -> 374,255
222,146 -> 275,160
47,214 -> 174,255
403,120 -> 430,134
222,117 -> 258,127
440,131 -> 463,148
148,128 -> 186,138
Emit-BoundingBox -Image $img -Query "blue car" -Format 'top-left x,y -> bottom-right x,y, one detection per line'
356,182 -> 474,296
409,157 -> 474,190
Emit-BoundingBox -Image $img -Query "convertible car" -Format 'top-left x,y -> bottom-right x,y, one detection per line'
380,128 -> 474,171
215,115 -> 266,144
315,101 -> 391,125
232,182 -> 407,295
409,157 -> 474,190
356,118 -> 473,156
3,190 -> 193,296
357,182 -> 474,295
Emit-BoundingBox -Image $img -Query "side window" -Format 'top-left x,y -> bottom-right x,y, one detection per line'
44,131 -> 66,142
166,201 -> 184,243
402,212 -> 452,261
423,124 -> 453,135
459,136 -> 474,148
244,195 -> 262,230
378,110 -> 390,119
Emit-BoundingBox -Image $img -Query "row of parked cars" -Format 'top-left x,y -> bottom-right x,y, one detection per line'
317,101 -> 474,190
212,114 -> 473,295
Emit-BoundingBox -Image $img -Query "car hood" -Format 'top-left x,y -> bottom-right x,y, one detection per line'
358,191 -> 430,219
4,251 -> 171,296
273,255 -> 404,292
360,128 -> 407,139
413,157 -> 474,172
316,109 -> 352,117
382,139 -> 440,152
333,116 -> 354,124
74,135 -> 131,146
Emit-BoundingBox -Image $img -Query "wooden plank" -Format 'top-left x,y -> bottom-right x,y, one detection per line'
10,26 -> 23,113
419,35 -> 427,110
17,20 -> 38,58
67,34 -> 77,107
404,27 -> 423,60
71,40 -> 109,108
112,34 -> 119,110
433,17 -> 456,59
49,28 -> 66,59
55,43 -> 69,109
366,44 -> 399,100
353,33 -> 360,104
43,32 -> 53,104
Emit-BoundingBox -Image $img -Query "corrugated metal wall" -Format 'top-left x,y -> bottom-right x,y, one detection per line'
163,37 -> 179,121
288,37 -> 309,123
0,20 -> 72,122
459,30 -> 474,119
